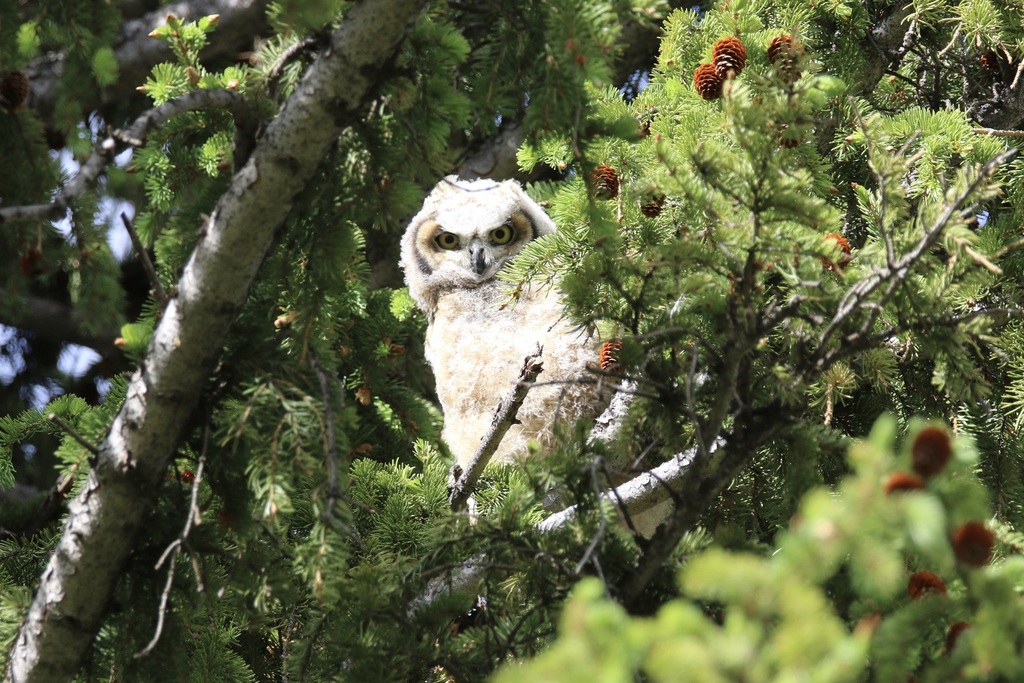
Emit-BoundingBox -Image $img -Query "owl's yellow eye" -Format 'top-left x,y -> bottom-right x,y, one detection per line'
490,225 -> 514,245
434,232 -> 460,250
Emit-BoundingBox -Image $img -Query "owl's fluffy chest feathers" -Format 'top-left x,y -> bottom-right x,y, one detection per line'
425,282 -> 604,469
400,176 -> 611,471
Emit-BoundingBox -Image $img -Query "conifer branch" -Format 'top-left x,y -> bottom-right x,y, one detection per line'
0,290 -> 122,356
6,1 -> 429,679
19,464 -> 81,539
47,414 -> 100,457
412,449 -> 699,614
619,408 -> 789,607
0,89 -> 259,225
24,0 -> 270,125
448,348 -> 544,512
813,149 -> 1016,372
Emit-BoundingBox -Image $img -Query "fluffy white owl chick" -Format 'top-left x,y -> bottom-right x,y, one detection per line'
401,176 -> 608,471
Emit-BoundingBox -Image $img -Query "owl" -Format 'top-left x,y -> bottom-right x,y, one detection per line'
401,176 -> 609,472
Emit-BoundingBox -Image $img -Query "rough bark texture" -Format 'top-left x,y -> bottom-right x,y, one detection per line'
5,0 -> 428,679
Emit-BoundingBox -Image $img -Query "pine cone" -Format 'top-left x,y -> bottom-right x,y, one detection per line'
820,233 -> 853,272
777,124 -> 802,148
980,49 -> 1000,73
592,164 -> 619,199
768,34 -> 802,82
692,63 -> 724,100
598,339 -> 623,372
712,37 -> 746,78
911,425 -> 952,477
640,195 -> 665,217
952,521 -> 994,568
907,571 -> 947,600
1,70 -> 29,111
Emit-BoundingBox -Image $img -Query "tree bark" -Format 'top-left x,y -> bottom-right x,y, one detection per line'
5,0 -> 428,679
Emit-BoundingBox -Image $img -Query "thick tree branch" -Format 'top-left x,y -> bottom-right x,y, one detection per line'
535,449 -> 696,534
5,1 -> 428,680
412,447 -> 697,614
619,408 -> 788,607
861,1 -> 915,90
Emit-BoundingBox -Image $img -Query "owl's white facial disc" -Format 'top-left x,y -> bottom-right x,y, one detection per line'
418,210 -> 536,283
401,176 -> 558,315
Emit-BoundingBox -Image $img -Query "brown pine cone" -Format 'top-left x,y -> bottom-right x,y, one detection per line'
640,195 -> 665,217
712,36 -> 747,78
1,70 -> 29,111
980,49 -> 1000,73
592,164 -> 619,199
768,34 -> 803,82
692,63 -> 724,100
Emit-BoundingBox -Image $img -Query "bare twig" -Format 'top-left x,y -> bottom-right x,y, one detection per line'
448,348 -> 544,511
972,127 -> 1024,138
947,232 -> 1003,275
48,414 -> 100,457
134,454 -> 205,659
121,213 -> 168,304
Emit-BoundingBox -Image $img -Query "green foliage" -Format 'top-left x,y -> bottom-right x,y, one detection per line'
4,0 -> 1024,680
496,417 -> 1016,682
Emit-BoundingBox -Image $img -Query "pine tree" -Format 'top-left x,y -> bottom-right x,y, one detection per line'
1,0 -> 1024,681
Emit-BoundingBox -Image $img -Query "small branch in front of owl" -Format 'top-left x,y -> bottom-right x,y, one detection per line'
448,347 -> 545,512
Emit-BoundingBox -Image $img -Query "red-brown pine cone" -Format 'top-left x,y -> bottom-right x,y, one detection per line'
640,195 -> 665,217
820,233 -> 853,272
712,36 -> 747,78
692,63 -> 724,100
598,339 -> 623,372
884,471 -> 925,494
911,425 -> 952,477
952,521 -> 995,568
980,49 -> 1000,73
768,34 -> 802,82
907,571 -> 947,599
1,70 -> 29,111
592,164 -> 619,199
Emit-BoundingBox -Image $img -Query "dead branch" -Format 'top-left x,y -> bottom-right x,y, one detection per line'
448,348 -> 544,511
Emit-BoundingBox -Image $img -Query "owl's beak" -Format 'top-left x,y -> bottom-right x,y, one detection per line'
469,241 -> 489,275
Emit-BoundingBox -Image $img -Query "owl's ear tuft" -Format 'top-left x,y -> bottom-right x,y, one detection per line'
506,181 -> 556,237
